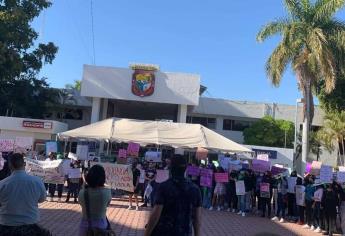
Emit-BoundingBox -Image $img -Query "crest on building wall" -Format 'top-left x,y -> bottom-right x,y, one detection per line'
130,64 -> 159,97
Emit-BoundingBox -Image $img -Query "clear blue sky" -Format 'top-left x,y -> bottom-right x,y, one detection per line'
33,0 -> 345,105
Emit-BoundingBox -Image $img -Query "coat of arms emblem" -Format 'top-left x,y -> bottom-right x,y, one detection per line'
131,64 -> 158,97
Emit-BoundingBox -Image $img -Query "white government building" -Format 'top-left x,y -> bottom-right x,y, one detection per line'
41,64 -> 333,168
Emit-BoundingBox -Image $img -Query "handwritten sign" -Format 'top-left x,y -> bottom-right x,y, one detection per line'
14,137 -> 33,152
68,168 -> 81,179
296,185 -> 305,206
310,161 -> 322,176
314,189 -> 323,202
118,149 -> 127,158
0,139 -> 14,152
127,142 -> 140,157
45,141 -> 58,154
76,145 -> 89,160
235,180 -> 245,195
214,173 -> 229,183
196,147 -> 208,160
287,177 -> 297,193
252,159 -> 270,173
156,169 -> 170,183
260,183 -> 270,198
25,159 -> 64,184
337,166 -> 345,183
187,166 -> 200,176
200,169 -> 213,187
68,152 -> 78,161
320,165 -> 333,183
271,165 -> 286,176
219,155 -> 231,170
257,154 -> 269,162
145,151 -> 162,162
94,162 -> 134,192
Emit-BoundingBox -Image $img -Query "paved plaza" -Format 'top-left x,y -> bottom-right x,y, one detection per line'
39,198 -> 327,236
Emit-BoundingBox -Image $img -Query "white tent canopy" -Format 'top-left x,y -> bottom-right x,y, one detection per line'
58,118 -> 251,153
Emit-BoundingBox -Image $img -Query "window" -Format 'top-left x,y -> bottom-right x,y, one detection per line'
223,119 -> 252,131
187,116 -> 216,129
57,109 -> 83,120
223,119 -> 233,130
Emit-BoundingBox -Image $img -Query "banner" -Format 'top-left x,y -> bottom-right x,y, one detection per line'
25,159 -> 64,184
95,162 -> 134,192
200,169 -> 213,187
196,147 -> 208,160
187,166 -> 200,176
252,148 -> 277,159
252,159 -> 270,173
310,161 -> 322,176
14,137 -> 33,152
0,139 -> 14,152
287,177 -> 297,193
260,183 -> 270,198
76,145 -> 89,160
235,180 -> 245,196
257,154 -> 269,162
46,141 -> 58,154
214,173 -> 229,183
156,169 -> 170,183
320,165 -> 333,183
296,185 -> 305,206
127,142 -> 140,157
337,166 -> 345,183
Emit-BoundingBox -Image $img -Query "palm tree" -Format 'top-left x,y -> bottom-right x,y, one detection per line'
317,111 -> 345,165
257,0 -> 345,170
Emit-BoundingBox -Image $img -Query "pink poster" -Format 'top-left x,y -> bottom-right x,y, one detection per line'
156,170 -> 170,183
127,142 -> 140,157
187,166 -> 200,176
252,159 -> 271,173
260,183 -> 270,192
214,173 -> 229,183
200,169 -> 213,187
305,162 -> 312,173
118,149 -> 127,158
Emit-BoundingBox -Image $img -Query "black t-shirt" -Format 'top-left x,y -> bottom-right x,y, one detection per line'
145,168 -> 156,180
133,168 -> 140,186
152,178 -> 202,236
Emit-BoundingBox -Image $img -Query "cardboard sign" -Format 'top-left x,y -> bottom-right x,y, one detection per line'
187,166 -> 200,176
94,162 -> 134,192
257,154 -> 269,162
320,165 -> 333,183
196,147 -> 208,160
337,166 -> 345,183
25,159 -> 64,184
296,185 -> 305,206
260,183 -> 270,198
0,139 -> 14,152
127,142 -> 140,157
45,141 -> 58,154
76,145 -> 89,160
214,173 -> 229,183
305,162 -> 312,173
271,165 -> 286,176
314,188 -> 323,202
145,151 -> 162,162
235,180 -> 245,196
200,169 -> 213,187
68,168 -> 81,179
310,161 -> 322,176
14,137 -> 33,152
252,159 -> 270,173
156,169 -> 170,183
287,177 -> 297,193
118,149 -> 127,158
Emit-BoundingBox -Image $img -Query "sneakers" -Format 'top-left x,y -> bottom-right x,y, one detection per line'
241,212 -> 246,217
232,209 -> 236,213
302,224 -> 310,229
271,216 -> 279,221
237,211 -> 242,215
127,206 -> 133,210
310,226 -> 315,231
217,207 -> 221,211
57,198 -> 61,203
313,227 -> 321,233
135,206 -> 139,211
48,197 -> 53,202
279,218 -> 284,223
208,207 -> 214,211
227,208 -> 231,212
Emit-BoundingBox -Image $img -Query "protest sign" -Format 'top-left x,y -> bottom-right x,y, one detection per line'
95,162 -> 134,192
174,148 -> 184,155
314,189 -> 323,201
45,141 -> 58,154
310,161 -> 322,176
117,149 -> 127,164
14,137 -> 33,152
187,165 -> 200,176
0,139 -> 14,152
287,177 -> 297,193
25,159 -> 64,184
68,168 -> 81,179
200,169 -> 213,187
296,185 -> 306,206
156,169 -> 170,183
257,154 -> 269,162
196,147 -> 208,160
118,149 -> 127,158
235,181 -> 245,196
76,145 -> 89,160
306,162 -> 312,173
219,155 -> 231,170
127,142 -> 140,157
145,151 -> 162,162
252,159 -> 270,173
68,152 -> 78,160
271,165 -> 286,176
229,163 -> 242,172
337,166 -> 345,183
320,165 -> 333,183
260,183 -> 270,198
214,173 -> 229,183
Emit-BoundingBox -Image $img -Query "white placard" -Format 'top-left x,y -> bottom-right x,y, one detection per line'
296,185 -> 305,206
257,154 -> 269,161
287,177 -> 297,193
145,151 -> 162,162
68,168 -> 81,179
68,152 -> 78,161
314,188 -> 323,202
25,159 -> 64,184
219,155 -> 231,170
320,165 -> 333,183
236,180 -> 245,196
14,137 -> 33,151
45,141 -> 58,154
337,166 -> 345,183
76,145 -> 89,160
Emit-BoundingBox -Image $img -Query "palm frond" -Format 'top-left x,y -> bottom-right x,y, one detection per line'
314,0 -> 345,22
284,0 -> 304,19
256,20 -> 289,42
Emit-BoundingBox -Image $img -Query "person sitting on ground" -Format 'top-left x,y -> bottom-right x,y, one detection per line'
0,153 -> 50,236
78,165 -> 112,236
144,155 -> 201,236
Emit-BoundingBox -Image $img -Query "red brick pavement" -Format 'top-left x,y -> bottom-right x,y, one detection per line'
39,199 -> 327,236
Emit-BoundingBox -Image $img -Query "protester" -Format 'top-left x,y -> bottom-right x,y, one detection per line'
287,171 -> 298,221
271,174 -> 288,223
209,167 -> 226,211
260,171 -> 273,218
66,160 -> 81,203
142,162 -> 156,207
295,177 -> 305,225
78,165 -> 112,236
312,184 -> 323,232
0,153 -> 10,181
227,171 -> 238,213
0,153 -> 50,236
128,162 -> 141,211
322,183 -> 338,236
144,155 -> 201,236
303,175 -> 315,229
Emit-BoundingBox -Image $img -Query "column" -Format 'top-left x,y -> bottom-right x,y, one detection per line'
91,97 -> 101,123
177,104 -> 187,123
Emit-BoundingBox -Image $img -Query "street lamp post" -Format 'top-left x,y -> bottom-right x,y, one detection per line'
293,98 -> 303,173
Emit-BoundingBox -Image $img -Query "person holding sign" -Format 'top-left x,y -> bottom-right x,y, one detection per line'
226,171 -> 238,213
261,171 -> 273,218
271,175 -> 288,223
66,161 -> 82,203
302,175 -> 316,230
311,184 -> 323,232
322,183 -> 339,236
209,167 -> 226,211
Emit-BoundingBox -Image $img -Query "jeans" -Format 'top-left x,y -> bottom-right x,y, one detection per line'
324,215 -> 335,235
262,196 -> 272,217
202,187 -> 212,208
48,184 -> 64,198
238,195 -> 246,212
228,193 -> 238,210
287,193 -> 296,217
276,193 -> 286,218
67,182 -> 79,201
245,191 -> 251,211
305,200 -> 313,226
340,202 -> 345,234
313,202 -> 321,228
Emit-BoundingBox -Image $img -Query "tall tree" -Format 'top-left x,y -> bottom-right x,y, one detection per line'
257,0 -> 345,169
0,0 -> 58,118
